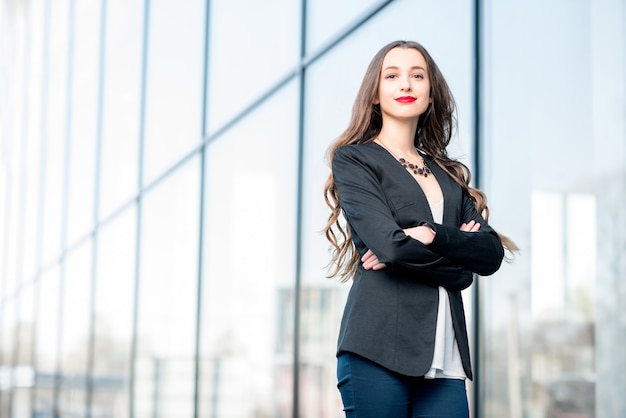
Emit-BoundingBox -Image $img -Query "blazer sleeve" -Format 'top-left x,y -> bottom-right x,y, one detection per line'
427,192 -> 505,276
332,146 -> 473,290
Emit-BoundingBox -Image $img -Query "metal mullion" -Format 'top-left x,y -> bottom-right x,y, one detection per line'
129,0 -> 151,416
53,0 -> 76,413
193,0 -> 211,416
31,0 -> 53,413
85,0 -> 108,416
472,0 -> 484,417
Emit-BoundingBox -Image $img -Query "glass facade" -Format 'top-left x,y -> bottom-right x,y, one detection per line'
1,0 -> 624,417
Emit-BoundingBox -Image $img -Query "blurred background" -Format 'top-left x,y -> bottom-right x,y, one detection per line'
0,0 -> 624,417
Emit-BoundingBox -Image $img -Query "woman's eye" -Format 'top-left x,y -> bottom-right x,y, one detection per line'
412,74 -> 425,79
385,74 -> 397,79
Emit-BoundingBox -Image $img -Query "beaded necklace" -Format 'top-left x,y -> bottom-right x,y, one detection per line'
377,139 -> 432,178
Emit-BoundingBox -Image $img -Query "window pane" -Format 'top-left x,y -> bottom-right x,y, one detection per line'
206,0 -> 299,134
0,298 -> 17,416
93,206 -> 137,417
199,80 -> 298,417
482,1 -> 626,417
59,241 -> 93,415
14,282 -> 36,416
22,0 -> 47,281
142,0 -> 205,184
41,0 -> 70,265
65,1 -> 100,245
99,0 -> 143,219
33,266 -> 61,416
305,0 -> 380,53
135,159 -> 200,417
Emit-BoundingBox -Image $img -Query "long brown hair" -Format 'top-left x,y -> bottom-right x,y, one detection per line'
324,40 -> 518,282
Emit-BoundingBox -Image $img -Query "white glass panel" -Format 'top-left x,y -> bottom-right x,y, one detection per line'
306,0 -> 380,53
99,0 -> 143,220
135,159 -> 199,417
142,0 -> 205,184
65,1 -> 100,245
14,282 -> 36,416
34,266 -> 61,417
199,80 -> 298,418
59,241 -> 92,415
93,206 -> 136,418
206,0 -> 300,134
483,0 -> 626,417
41,0 -> 70,266
22,0 -> 47,281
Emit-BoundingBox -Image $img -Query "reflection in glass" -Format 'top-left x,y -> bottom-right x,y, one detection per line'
40,1 -> 69,266
22,0 -> 46,281
33,267 -> 60,416
99,0 -> 143,220
93,206 -> 137,417
59,241 -> 93,415
65,1 -> 99,245
14,283 -> 36,416
0,298 -> 17,417
142,0 -> 204,184
206,0 -> 299,134
200,80 -> 298,417
306,0 -> 379,53
136,159 -> 200,416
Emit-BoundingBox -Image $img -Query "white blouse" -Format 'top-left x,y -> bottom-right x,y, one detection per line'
424,198 -> 466,380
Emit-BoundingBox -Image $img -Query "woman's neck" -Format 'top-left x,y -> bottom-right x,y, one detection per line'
376,118 -> 418,154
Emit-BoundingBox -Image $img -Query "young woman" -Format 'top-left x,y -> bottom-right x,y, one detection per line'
324,40 -> 517,417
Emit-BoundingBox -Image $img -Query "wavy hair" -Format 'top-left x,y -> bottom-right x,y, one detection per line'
324,40 -> 518,282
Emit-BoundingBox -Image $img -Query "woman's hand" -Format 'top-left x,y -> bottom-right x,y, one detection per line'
362,249 -> 387,270
460,220 -> 481,232
403,225 -> 436,245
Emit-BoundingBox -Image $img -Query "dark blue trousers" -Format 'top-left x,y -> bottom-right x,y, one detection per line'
337,352 -> 469,418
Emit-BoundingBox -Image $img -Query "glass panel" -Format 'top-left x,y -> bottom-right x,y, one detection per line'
59,241 -> 92,416
92,206 -> 136,418
591,2 -> 626,416
142,0 -> 205,185
65,1 -> 100,245
2,147 -> 21,298
14,282 -> 36,417
99,0 -> 143,220
206,0 -> 300,134
199,80 -> 298,417
0,298 -> 17,417
482,1 -> 626,417
306,0 -> 380,53
22,0 -> 47,281
41,0 -> 70,265
135,159 -> 199,417
33,266 -> 61,417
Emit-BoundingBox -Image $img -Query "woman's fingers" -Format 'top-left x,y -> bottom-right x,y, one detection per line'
362,249 -> 387,270
460,220 -> 481,232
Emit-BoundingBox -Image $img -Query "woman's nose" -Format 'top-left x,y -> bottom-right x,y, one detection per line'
400,76 -> 411,91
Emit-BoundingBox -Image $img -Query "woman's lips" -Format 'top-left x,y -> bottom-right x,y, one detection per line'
395,96 -> 416,103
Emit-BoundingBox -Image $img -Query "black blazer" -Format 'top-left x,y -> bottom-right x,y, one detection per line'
332,142 -> 504,380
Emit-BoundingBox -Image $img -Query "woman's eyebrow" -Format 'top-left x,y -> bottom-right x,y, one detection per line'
382,65 -> 427,71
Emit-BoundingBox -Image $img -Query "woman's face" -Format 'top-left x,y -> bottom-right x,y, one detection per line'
375,47 -> 431,122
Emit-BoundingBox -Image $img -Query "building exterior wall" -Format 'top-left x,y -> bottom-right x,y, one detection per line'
1,0 -> 624,417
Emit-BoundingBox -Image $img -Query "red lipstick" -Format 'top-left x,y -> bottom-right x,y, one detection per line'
395,96 -> 416,103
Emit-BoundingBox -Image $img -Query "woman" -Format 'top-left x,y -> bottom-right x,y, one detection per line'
323,40 -> 517,417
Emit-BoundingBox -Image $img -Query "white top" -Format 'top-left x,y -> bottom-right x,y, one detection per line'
424,198 -> 466,380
